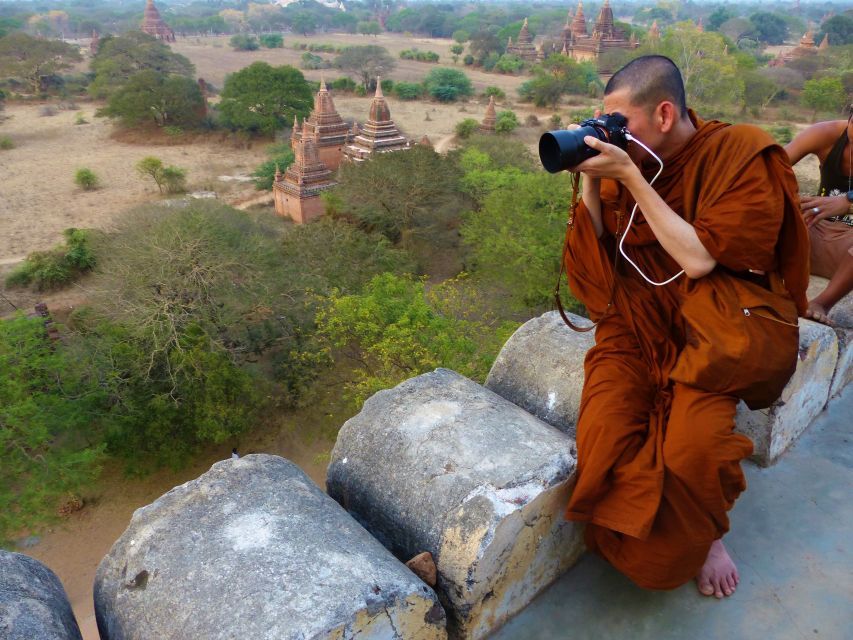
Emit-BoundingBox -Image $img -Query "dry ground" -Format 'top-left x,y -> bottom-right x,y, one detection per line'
0,103 -> 267,264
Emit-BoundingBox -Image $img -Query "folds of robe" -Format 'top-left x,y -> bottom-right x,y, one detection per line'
562,114 -> 810,590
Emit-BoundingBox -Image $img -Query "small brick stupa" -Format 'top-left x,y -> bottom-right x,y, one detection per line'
506,18 -> 541,63
274,120 -> 336,224
479,95 -> 497,134
141,0 -> 175,42
295,77 -> 350,171
343,79 -> 411,163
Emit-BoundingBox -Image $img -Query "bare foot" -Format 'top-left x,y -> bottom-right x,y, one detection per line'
696,539 -> 739,598
805,300 -> 834,326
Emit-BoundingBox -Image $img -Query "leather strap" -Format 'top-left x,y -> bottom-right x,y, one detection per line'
554,173 -> 622,333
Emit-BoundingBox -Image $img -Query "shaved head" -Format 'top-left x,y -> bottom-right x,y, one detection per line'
605,55 -> 687,117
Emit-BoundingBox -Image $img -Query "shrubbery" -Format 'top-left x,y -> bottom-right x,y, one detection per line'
136,157 -> 187,194
230,33 -> 259,51
455,118 -> 479,139
75,167 -> 99,190
495,110 -> 519,134
6,228 -> 97,291
252,142 -> 295,190
393,81 -> 423,100
259,34 -> 283,48
423,67 -> 473,102
400,49 -> 440,62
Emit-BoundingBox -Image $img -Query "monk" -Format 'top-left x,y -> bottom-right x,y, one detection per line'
560,56 -> 810,598
784,111 -> 853,324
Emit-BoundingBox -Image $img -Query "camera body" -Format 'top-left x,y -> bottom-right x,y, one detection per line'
539,113 -> 630,174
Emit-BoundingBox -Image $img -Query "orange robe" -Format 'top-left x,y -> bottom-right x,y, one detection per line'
563,115 -> 810,589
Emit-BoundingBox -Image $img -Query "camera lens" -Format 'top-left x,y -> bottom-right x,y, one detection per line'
539,125 -> 606,173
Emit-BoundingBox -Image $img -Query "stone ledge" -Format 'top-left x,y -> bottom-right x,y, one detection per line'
327,369 -> 583,640
807,276 -> 852,401
95,454 -> 446,640
486,310 -> 844,467
0,550 -> 82,640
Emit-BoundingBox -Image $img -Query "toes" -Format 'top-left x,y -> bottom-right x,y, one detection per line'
714,580 -> 724,598
698,580 -> 714,596
724,575 -> 736,595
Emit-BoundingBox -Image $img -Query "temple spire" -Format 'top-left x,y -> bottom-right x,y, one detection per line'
375,76 -> 383,98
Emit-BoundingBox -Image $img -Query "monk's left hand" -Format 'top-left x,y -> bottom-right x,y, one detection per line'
800,194 -> 848,227
571,136 -> 639,184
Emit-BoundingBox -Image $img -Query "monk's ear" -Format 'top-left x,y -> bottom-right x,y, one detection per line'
656,101 -> 678,133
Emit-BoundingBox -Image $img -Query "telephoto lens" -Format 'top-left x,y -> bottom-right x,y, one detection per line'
538,113 -> 629,174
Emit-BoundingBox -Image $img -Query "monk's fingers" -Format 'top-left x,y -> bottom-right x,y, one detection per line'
593,108 -> 602,118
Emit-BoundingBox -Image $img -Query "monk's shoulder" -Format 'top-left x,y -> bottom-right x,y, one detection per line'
715,123 -> 776,152
693,123 -> 779,167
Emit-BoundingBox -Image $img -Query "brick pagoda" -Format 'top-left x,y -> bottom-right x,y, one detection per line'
273,120 -> 336,224
479,95 -> 497,134
141,0 -> 175,42
562,0 -> 637,72
293,77 -> 350,171
343,80 -> 411,163
506,18 -> 541,63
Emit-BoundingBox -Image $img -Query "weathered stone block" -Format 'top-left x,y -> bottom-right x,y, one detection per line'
327,369 -> 582,640
485,311 -> 593,437
0,551 -> 82,640
806,275 -> 852,400
735,319 -> 839,466
95,454 -> 446,640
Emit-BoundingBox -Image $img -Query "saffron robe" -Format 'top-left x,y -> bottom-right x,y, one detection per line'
563,115 -> 810,590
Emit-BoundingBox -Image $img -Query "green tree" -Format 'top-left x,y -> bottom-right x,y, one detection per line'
333,145 -> 466,245
0,32 -> 82,94
742,69 -> 784,114
135,156 -> 188,194
461,170 -> 574,309
450,43 -> 464,63
707,7 -> 737,32
230,33 -> 259,51
334,45 -> 396,90
802,76 -> 847,117
218,62 -> 313,135
252,143 -> 295,190
819,15 -> 853,46
259,33 -> 284,48
97,71 -> 205,128
358,21 -> 382,37
423,67 -> 473,102
88,31 -> 194,99
289,12 -> 317,36
0,314 -> 106,546
455,118 -> 479,139
495,110 -> 519,134
749,12 -> 788,45
316,273 -> 518,405
5,228 -> 97,291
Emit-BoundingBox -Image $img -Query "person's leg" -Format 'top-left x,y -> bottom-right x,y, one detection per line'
809,249 -> 853,324
584,383 -> 751,592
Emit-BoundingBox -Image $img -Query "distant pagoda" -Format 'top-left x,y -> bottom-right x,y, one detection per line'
141,0 -> 175,42
561,1 -> 637,72
506,18 -> 541,63
274,119 -> 336,224
343,79 -> 411,163
292,77 -> 350,171
479,95 -> 497,134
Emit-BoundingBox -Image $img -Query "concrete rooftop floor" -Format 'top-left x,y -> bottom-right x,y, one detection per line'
494,386 -> 853,640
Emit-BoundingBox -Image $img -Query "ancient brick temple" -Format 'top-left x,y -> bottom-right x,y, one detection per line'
479,95 -> 497,134
342,80 -> 411,162
561,1 -> 636,71
506,18 -> 542,63
292,77 -> 350,171
769,28 -> 820,67
273,120 -> 337,224
141,0 -> 175,42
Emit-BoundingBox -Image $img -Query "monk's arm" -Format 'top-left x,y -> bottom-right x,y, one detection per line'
580,176 -> 604,237
621,171 -> 717,279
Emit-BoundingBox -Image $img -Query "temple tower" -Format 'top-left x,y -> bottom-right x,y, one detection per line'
90,30 -> 100,56
299,77 -> 350,171
141,0 -> 175,42
648,20 -> 661,41
571,2 -> 588,38
506,18 -> 541,63
343,79 -> 411,162
592,0 -> 616,40
479,95 -> 497,134
274,120 -> 336,224
818,33 -> 829,51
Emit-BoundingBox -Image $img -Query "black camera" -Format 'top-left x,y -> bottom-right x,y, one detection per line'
539,113 -> 630,173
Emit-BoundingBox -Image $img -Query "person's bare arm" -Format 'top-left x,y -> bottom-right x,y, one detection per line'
577,136 -> 716,279
784,120 -> 844,166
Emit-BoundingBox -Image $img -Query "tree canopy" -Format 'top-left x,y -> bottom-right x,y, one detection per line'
334,45 -> 396,90
218,62 -> 313,135
0,32 -> 82,94
98,71 -> 206,128
423,67 -> 473,102
89,31 -> 194,99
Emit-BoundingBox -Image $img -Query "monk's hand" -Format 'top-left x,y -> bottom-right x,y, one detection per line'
571,135 -> 638,184
800,195 -> 848,227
